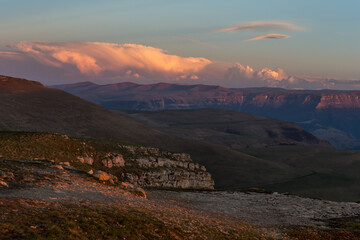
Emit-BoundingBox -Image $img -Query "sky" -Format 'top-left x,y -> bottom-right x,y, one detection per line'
0,0 -> 359,89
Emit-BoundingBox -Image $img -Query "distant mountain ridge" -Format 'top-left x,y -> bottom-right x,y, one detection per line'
53,81 -> 360,149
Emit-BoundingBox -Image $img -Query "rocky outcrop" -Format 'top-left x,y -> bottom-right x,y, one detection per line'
119,145 -> 214,189
101,153 -> 125,168
92,170 -> 116,182
77,156 -> 94,165
123,170 -> 213,189
77,145 -> 214,190
74,144 -> 214,190
89,170 -> 147,198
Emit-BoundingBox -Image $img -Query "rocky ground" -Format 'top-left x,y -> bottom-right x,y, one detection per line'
149,190 -> 360,228
1,158 -> 360,239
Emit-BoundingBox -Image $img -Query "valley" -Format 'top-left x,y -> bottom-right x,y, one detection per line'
53,81 -> 360,149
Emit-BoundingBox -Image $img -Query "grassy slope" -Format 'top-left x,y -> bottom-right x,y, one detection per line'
240,146 -> 360,201
116,109 -> 327,148
114,109 -> 360,201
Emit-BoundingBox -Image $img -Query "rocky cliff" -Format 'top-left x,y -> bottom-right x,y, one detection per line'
78,145 -> 214,189
0,132 -> 214,190
118,145 -> 213,189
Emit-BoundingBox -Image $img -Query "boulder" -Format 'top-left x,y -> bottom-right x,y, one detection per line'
60,162 -> 70,167
51,165 -> 64,170
0,171 -> 14,181
119,181 -> 146,198
129,187 -> 147,198
92,170 -> 117,182
101,153 -> 125,168
77,156 -> 94,165
120,182 -> 135,190
101,159 -> 113,168
0,181 -> 8,187
188,163 -> 195,171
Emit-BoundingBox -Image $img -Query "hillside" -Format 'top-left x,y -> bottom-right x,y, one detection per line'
116,108 -> 330,149
53,81 -> 360,149
0,76 -> 165,145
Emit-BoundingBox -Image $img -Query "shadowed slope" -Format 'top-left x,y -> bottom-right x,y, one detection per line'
116,108 -> 329,149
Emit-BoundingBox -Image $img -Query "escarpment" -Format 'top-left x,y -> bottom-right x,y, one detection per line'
79,145 -> 214,190
118,146 -> 214,189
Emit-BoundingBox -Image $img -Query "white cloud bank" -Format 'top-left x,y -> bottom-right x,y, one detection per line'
0,41 -> 359,90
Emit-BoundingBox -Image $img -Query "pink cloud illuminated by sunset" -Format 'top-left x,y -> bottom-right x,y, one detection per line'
244,34 -> 290,42
1,41 -> 359,90
213,21 -> 305,32
10,42 -> 212,79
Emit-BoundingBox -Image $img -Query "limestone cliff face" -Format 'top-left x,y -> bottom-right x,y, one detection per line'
315,93 -> 360,109
81,145 -> 214,190
119,146 -> 214,190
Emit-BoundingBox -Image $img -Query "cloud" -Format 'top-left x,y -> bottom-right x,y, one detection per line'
8,42 -> 212,80
223,63 -> 291,87
220,63 -> 360,90
0,51 -> 25,61
172,35 -> 217,48
244,34 -> 290,42
213,21 -> 305,32
2,41 -> 360,90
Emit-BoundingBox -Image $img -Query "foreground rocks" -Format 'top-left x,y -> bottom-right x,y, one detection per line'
89,170 -> 146,198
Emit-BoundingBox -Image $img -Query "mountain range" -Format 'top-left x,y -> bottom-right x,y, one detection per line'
53,81 -> 360,149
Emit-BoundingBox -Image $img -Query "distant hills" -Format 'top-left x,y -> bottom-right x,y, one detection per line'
53,81 -> 360,149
